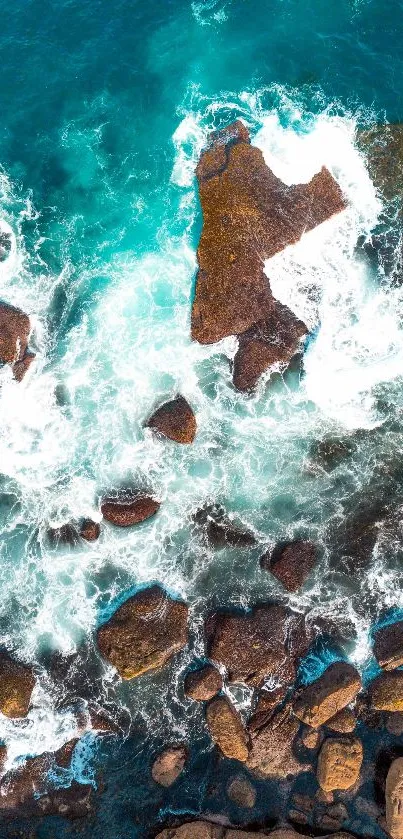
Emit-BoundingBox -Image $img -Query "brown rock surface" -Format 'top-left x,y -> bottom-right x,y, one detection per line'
373,621 -> 403,670
369,670 -> 403,711
359,124 -> 403,203
184,664 -> 223,701
194,504 -> 257,549
0,302 -> 36,381
227,775 -> 256,808
147,396 -> 196,444
293,661 -> 361,727
101,493 -> 160,527
233,306 -> 307,392
326,707 -> 356,733
317,737 -> 363,792
0,652 -> 35,718
246,703 -> 307,779
151,745 -> 187,787
301,727 -> 322,749
260,539 -> 317,592
386,757 -> 403,839
80,519 -> 101,541
206,696 -> 250,762
248,685 -> 287,733
97,585 -> 189,679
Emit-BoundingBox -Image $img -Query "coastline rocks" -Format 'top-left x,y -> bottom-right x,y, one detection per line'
386,757 -> 403,839
206,696 -> 250,762
0,652 -> 35,718
101,493 -> 160,527
358,124 -> 403,203
184,664 -> 223,701
246,704 -> 307,779
0,755 -> 94,818
260,539 -> 317,593
317,737 -> 363,792
373,621 -> 403,670
249,685 -> 287,733
326,707 -> 356,733
151,745 -> 188,787
80,519 -> 101,542
194,504 -> 257,549
227,775 -> 256,808
369,670 -> 403,711
293,662 -> 361,728
156,824 -> 355,839
0,302 -> 35,381
146,396 -> 196,444
96,585 -> 189,679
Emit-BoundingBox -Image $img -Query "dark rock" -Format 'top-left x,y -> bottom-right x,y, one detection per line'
233,306 -> 307,392
101,492 -> 160,527
13,350 -> 35,382
0,231 -> 11,262
146,396 -> 196,444
386,713 -> 403,736
327,502 -> 383,571
80,519 -> 101,542
184,664 -> 223,701
151,745 -> 188,787
47,522 -> 80,547
310,436 -> 356,472
54,738 -> 79,768
246,703 -> 308,779
248,685 -> 287,733
0,651 -> 35,718
317,737 -> 363,792
227,775 -> 256,808
386,757 -> 403,839
326,707 -> 356,733
369,670 -> 403,711
206,695 -> 250,762
97,585 -> 189,679
0,301 -> 35,381
260,539 -> 317,592
293,661 -> 361,728
316,802 -> 349,831
374,621 -> 403,670
194,504 -> 257,549
88,705 -> 121,734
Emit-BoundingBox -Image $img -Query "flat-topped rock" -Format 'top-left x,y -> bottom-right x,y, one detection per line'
151,745 -> 188,787
206,696 -> 250,762
246,704 -> 307,779
156,824 -> 354,839
293,661 -> 361,728
0,302 -> 35,381
97,585 -> 189,679
260,539 -> 317,593
317,737 -> 363,792
373,621 -> 403,670
0,652 -> 35,718
184,664 -> 223,701
146,396 -> 196,444
369,670 -> 403,711
101,492 -> 160,527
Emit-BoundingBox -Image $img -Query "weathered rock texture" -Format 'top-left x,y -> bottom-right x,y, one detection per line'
369,670 -> 403,711
0,302 -> 35,381
191,120 -> 346,389
373,621 -> 403,670
147,396 -> 197,444
293,662 -> 361,728
0,652 -> 35,718
184,664 -> 223,701
227,775 -> 256,808
97,585 -> 188,679
0,754 -> 93,819
101,493 -> 160,527
194,504 -> 257,549
260,539 -> 317,592
386,757 -> 403,839
151,745 -> 187,787
156,824 -> 354,839
326,707 -> 356,733
80,519 -> 101,541
206,696 -> 250,762
246,704 -> 307,779
317,737 -> 363,792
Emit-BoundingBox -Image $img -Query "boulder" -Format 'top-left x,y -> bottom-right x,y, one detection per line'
316,802 -> 349,831
232,306 -> 307,392
146,396 -> 196,444
184,664 -> 223,701
386,713 -> 403,736
80,519 -> 101,542
246,704 -> 307,779
358,124 -> 403,203
0,753 -> 94,819
101,492 -> 160,527
97,585 -> 189,679
248,685 -> 287,733
194,504 -> 257,549
227,775 -> 256,808
369,670 -> 403,711
47,522 -> 80,547
326,707 -> 356,733
386,757 -> 403,839
260,539 -> 317,593
54,738 -> 79,768
151,745 -> 187,787
206,603 -> 311,688
317,737 -> 363,792
0,302 -> 35,381
293,661 -> 361,728
373,621 -> 403,670
0,652 -> 35,718
206,696 -> 250,762
301,727 -> 322,749
156,825 -> 222,839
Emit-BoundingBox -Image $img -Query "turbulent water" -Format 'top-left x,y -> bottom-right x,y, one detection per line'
0,0 -> 402,835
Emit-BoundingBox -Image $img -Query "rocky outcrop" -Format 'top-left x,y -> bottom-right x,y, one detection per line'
249,685 -> 287,733
0,754 -> 93,819
97,585 -> 188,679
227,775 -> 256,808
80,519 -> 101,541
386,757 -> 403,839
101,492 -> 160,527
0,301 -> 35,381
184,664 -> 223,701
206,696 -> 250,762
293,662 -> 361,728
246,703 -> 307,779
0,652 -> 35,718
206,604 -> 311,688
194,504 -> 257,549
146,396 -> 197,444
317,737 -> 363,792
260,540 -> 317,593
359,124 -> 403,203
373,621 -> 403,670
369,670 -> 403,710
191,120 -> 346,390
151,745 -> 188,787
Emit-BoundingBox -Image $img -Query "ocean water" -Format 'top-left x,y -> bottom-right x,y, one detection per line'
0,0 -> 402,834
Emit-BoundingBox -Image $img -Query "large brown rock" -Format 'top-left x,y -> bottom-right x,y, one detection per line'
0,302 -> 35,381
151,745 -> 187,787
293,661 -> 361,728
206,696 -> 250,762
317,737 -> 363,792
97,585 -> 189,679
246,704 -> 307,779
156,824 -> 351,839
146,396 -> 196,444
233,305 -> 307,392
101,493 -> 160,527
386,757 -> 403,839
373,621 -> 403,670
0,652 -> 35,718
184,664 -> 223,701
260,540 -> 317,593
369,670 -> 403,711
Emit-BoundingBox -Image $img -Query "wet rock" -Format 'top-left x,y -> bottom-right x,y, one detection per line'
328,500 -> 385,570
227,775 -> 256,808
97,585 -> 189,679
36,780 -> 94,819
248,685 -> 287,733
317,737 -> 363,792
54,738 -> 79,768
233,305 -> 307,392
374,621 -> 403,670
293,661 -> 361,728
386,757 -> 403,839
359,124 -> 403,204
47,522 -> 80,547
326,707 -> 356,733
184,664 -> 223,701
0,754 -> 93,819
310,437 -> 356,472
206,603 -> 311,689
316,802 -> 349,831
246,703 -> 308,779
151,745 -> 188,787
206,696 -> 250,762
0,231 -> 11,262
0,652 -> 35,718
80,518 -> 101,541
0,302 -> 36,381
386,713 -> 403,736
156,824 -> 222,839
88,705 -> 121,734
13,350 -> 35,382
369,670 -> 403,711
260,539 -> 317,593
301,727 -> 322,749
194,504 -> 257,549
101,492 -> 160,527
146,396 -> 197,444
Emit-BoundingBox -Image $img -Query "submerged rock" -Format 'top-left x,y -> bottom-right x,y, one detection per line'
0,652 -> 35,718
369,670 -> 403,711
260,539 -> 317,593
146,395 -> 197,444
101,492 -> 160,527
317,737 -> 363,792
47,522 -> 80,547
310,436 -> 356,472
206,695 -> 250,762
97,585 -> 189,679
0,231 -> 11,262
386,757 -> 403,839
293,661 -> 361,728
246,703 -> 307,779
233,305 -> 307,392
373,620 -> 403,670
0,301 -> 35,381
359,123 -> 403,204
184,664 -> 223,701
194,504 -> 257,549
80,519 -> 101,542
227,775 -> 256,808
151,745 -> 188,787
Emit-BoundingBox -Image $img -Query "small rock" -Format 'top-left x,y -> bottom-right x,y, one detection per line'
47,523 -> 80,547
293,661 -> 361,728
54,739 -> 79,769
374,621 -> 403,670
101,492 -> 160,527
194,504 -> 257,549
146,396 -> 196,444
260,539 -> 317,593
13,350 -> 35,382
151,745 -> 187,787
0,652 -> 35,718
301,727 -> 322,749
326,707 -> 356,733
80,519 -> 101,542
369,671 -> 403,711
206,696 -> 250,762
386,757 -> 403,839
315,788 -> 334,804
317,737 -> 363,792
316,802 -> 348,831
227,775 -> 256,808
184,664 -> 223,701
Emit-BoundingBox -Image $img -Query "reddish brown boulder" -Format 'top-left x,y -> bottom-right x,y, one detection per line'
151,745 -> 187,787
369,670 -> 403,711
101,493 -> 160,527
80,519 -> 101,542
0,302 -> 35,381
206,696 -> 250,762
260,539 -> 317,593
184,664 -> 223,701
374,621 -> 403,670
233,305 -> 307,392
326,707 -> 356,733
0,652 -> 35,718
317,737 -> 363,792
246,704 -> 307,779
146,396 -> 196,444
293,661 -> 361,728
97,585 -> 188,679
0,754 -> 93,819
359,124 -> 403,203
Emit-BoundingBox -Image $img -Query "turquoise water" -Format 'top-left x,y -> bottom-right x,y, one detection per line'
0,0 -> 403,834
